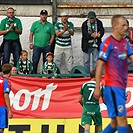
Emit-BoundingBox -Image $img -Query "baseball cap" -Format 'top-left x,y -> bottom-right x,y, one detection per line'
88,11 -> 96,18
60,12 -> 68,16
46,52 -> 54,57
40,9 -> 48,15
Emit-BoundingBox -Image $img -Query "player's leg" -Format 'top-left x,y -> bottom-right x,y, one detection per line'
117,116 -> 128,133
102,86 -> 117,133
0,128 -> 4,133
84,124 -> 90,133
81,110 -> 92,133
102,118 -> 117,133
114,88 -> 128,133
92,110 -> 103,133
0,107 -> 8,133
95,125 -> 102,133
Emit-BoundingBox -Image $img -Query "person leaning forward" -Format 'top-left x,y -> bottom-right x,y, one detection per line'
0,7 -> 22,67
29,9 -> 55,74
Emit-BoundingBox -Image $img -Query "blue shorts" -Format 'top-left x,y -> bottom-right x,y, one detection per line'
104,86 -> 126,118
0,106 -> 8,128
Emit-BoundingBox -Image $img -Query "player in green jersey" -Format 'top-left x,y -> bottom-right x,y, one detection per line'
79,70 -> 103,133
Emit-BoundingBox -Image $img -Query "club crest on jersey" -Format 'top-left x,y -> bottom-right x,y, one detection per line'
118,52 -> 127,59
118,105 -> 124,113
123,43 -> 127,50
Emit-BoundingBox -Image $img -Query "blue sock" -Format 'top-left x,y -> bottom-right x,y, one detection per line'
117,126 -> 128,133
102,124 -> 117,133
0,132 -> 3,133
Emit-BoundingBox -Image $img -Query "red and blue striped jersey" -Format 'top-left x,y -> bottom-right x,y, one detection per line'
99,35 -> 133,89
0,77 -> 11,107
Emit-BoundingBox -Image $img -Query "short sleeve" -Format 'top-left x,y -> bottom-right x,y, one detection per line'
69,22 -> 74,30
0,19 -> 6,30
80,84 -> 85,95
3,78 -> 11,94
50,24 -> 55,35
54,22 -> 59,31
30,22 -> 35,33
127,42 -> 133,57
99,37 -> 112,61
17,18 -> 23,30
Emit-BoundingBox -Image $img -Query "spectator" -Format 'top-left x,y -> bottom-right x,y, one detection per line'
81,11 -> 104,73
128,42 -> 133,73
54,12 -> 74,73
29,9 -> 55,74
11,66 -> 17,74
0,7 -> 22,67
42,52 -> 57,78
16,50 -> 33,74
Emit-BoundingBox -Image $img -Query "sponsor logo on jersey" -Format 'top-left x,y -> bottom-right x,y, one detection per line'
118,52 -> 127,59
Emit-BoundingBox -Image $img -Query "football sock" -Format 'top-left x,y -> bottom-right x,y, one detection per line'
117,126 -> 128,133
84,130 -> 90,133
102,124 -> 117,133
98,130 -> 103,133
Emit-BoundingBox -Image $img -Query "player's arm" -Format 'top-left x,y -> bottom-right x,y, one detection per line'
94,59 -> 105,100
4,93 -> 13,118
78,94 -> 83,106
129,54 -> 133,62
4,79 -> 13,119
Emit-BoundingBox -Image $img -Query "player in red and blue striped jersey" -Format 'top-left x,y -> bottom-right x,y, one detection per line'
94,15 -> 133,133
0,64 -> 13,133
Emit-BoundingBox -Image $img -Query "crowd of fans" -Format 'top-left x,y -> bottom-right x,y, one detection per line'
0,7 -> 133,76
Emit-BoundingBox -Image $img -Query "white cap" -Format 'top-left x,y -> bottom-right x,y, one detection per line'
60,12 -> 68,16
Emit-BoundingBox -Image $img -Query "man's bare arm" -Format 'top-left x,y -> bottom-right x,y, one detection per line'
94,59 -> 105,100
4,93 -> 13,118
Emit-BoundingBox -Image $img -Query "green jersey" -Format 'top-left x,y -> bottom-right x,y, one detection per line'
54,21 -> 74,48
0,17 -> 22,40
80,80 -> 103,112
30,20 -> 55,47
17,59 -> 33,74
42,61 -> 57,74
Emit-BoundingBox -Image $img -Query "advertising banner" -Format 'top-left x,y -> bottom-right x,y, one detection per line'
8,75 -> 133,118
4,118 -> 133,133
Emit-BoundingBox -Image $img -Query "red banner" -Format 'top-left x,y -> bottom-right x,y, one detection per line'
8,75 -> 133,118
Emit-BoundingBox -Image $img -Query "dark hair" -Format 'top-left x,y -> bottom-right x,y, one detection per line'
21,50 -> 28,55
90,70 -> 96,79
2,64 -> 12,74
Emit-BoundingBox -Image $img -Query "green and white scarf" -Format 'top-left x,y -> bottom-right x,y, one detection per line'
87,20 -> 98,47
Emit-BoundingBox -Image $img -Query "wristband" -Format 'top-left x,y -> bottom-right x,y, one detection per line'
6,29 -> 9,32
30,42 -> 33,45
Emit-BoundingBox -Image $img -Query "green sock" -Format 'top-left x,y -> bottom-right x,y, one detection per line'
98,130 -> 103,133
84,130 -> 90,133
